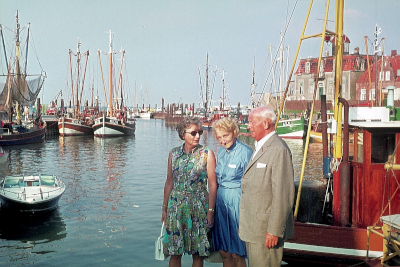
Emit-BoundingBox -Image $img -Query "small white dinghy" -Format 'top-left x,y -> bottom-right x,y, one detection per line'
0,174 -> 65,213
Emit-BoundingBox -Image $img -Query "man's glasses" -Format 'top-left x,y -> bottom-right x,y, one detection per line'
185,130 -> 204,136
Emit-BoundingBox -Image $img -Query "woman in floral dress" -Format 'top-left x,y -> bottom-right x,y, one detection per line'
162,117 -> 217,267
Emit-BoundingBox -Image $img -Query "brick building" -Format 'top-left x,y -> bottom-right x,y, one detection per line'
292,35 -> 373,102
355,50 -> 400,105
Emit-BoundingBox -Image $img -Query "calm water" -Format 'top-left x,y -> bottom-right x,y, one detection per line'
0,119 -> 322,267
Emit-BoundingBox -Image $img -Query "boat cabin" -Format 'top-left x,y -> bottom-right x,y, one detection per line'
2,175 -> 57,188
349,106 -> 400,228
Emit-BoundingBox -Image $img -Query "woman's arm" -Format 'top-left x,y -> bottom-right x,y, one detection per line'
206,149 -> 217,226
161,151 -> 174,223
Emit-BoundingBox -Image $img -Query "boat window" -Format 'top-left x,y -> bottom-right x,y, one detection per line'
371,133 -> 395,164
41,175 -> 55,186
356,132 -> 363,163
4,177 -> 21,188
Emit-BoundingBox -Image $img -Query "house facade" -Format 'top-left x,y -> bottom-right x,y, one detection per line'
355,50 -> 400,105
292,36 -> 373,102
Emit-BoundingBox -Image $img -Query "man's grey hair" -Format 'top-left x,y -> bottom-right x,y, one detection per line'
252,106 -> 277,124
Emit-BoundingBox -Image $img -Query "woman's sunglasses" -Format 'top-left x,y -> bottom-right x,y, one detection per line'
185,130 -> 204,136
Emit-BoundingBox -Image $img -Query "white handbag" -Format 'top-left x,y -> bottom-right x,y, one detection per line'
155,222 -> 167,261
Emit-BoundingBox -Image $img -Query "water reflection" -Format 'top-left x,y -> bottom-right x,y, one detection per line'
0,209 -> 66,263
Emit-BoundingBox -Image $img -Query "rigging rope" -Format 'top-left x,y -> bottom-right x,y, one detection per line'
257,0 -> 298,106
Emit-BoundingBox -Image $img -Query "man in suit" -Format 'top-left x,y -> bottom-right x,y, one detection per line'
239,106 -> 295,267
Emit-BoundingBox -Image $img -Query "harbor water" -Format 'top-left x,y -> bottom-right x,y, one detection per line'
0,119 -> 322,267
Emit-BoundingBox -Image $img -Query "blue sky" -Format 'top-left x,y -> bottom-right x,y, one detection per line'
1,0 -> 399,109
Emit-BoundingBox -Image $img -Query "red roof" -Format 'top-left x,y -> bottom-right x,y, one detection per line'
356,54 -> 400,83
295,54 -> 370,75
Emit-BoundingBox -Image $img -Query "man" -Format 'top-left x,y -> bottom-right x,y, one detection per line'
239,106 -> 295,267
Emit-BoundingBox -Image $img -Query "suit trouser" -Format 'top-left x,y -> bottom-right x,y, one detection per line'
245,240 -> 284,267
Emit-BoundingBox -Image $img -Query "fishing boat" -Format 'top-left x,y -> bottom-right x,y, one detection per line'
0,11 -> 46,145
238,42 -> 308,139
274,1 -> 400,266
0,174 -> 65,213
92,31 -> 135,137
58,40 -> 97,136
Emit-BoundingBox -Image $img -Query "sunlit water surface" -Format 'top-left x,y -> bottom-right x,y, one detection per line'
0,119 -> 322,266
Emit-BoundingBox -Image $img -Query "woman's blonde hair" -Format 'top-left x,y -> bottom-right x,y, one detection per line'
212,117 -> 239,138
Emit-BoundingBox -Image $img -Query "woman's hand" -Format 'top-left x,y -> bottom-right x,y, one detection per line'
161,208 -> 167,223
207,210 -> 214,228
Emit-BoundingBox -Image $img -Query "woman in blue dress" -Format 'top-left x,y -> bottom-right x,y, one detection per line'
212,117 -> 253,267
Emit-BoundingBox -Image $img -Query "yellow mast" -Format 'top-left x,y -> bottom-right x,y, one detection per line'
293,0 -> 332,218
333,0 -> 344,161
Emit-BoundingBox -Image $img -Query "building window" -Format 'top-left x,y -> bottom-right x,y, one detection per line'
309,81 -> 314,94
305,62 -> 310,74
361,89 -> 366,100
328,80 -> 334,97
319,60 -> 325,78
371,89 -> 376,100
360,60 -> 365,71
386,71 -> 390,81
299,81 -> 304,95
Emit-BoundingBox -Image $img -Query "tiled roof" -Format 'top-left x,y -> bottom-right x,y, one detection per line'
356,54 -> 400,83
295,54 -> 371,75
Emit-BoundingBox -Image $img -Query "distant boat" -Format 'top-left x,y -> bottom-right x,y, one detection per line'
92,31 -> 135,137
58,40 -> 98,136
0,174 -> 65,213
0,11 -> 46,145
139,110 -> 153,119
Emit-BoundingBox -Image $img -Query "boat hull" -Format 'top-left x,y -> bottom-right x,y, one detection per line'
0,126 -> 46,146
238,116 -> 307,139
93,116 -> 135,137
0,192 -> 64,212
58,118 -> 94,136
283,222 -> 383,264
139,112 -> 153,119
276,117 -> 307,139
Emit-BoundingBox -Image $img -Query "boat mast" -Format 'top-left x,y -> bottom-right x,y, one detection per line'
279,32 -> 284,100
205,53 -> 209,117
75,40 -> 81,118
332,0 -> 345,226
251,55 -> 257,108
221,69 -> 225,112
108,30 -> 113,117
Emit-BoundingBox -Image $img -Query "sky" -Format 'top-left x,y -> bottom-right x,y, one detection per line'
1,0 -> 400,109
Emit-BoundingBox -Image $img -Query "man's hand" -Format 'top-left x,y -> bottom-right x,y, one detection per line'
265,232 -> 278,249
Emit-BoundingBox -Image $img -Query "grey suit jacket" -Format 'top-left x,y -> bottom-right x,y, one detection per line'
239,133 -> 295,244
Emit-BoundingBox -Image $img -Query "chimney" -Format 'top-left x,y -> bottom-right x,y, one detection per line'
353,47 -> 359,55
391,50 -> 397,57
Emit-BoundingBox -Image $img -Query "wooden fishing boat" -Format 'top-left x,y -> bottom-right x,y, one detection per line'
273,1 -> 400,266
58,40 -> 97,136
93,31 -> 136,137
0,174 -> 65,213
238,115 -> 307,139
0,11 -> 46,145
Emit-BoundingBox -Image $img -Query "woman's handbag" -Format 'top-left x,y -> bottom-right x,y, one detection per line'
155,223 -> 167,261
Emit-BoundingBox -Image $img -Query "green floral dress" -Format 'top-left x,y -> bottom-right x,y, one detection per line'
163,144 -> 212,256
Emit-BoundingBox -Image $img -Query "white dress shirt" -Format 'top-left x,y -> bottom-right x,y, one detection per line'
253,130 -> 276,159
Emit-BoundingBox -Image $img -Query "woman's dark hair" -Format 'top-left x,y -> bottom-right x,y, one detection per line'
176,117 -> 202,140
